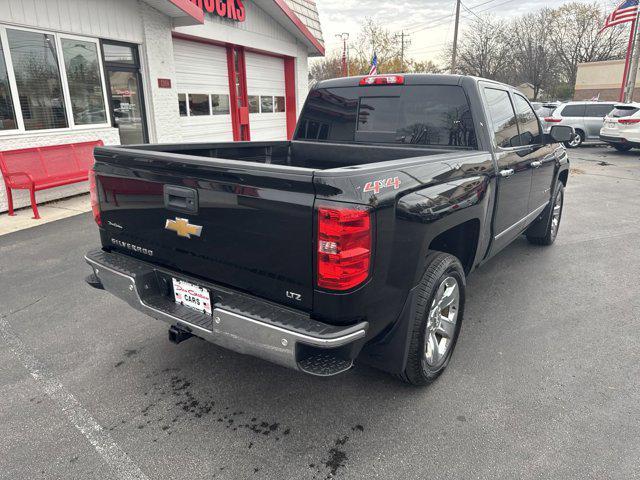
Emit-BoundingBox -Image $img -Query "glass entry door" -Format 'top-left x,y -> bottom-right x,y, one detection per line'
101,41 -> 148,144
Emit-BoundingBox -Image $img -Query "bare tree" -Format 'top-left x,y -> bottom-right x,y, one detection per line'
511,9 -> 557,100
309,56 -> 343,84
409,59 -> 442,74
449,16 -> 512,81
309,19 -> 442,83
549,2 -> 626,88
351,18 -> 403,69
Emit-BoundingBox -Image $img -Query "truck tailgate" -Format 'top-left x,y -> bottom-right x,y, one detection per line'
93,153 -> 315,311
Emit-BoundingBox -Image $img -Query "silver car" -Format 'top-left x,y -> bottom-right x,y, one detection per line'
540,101 -> 616,148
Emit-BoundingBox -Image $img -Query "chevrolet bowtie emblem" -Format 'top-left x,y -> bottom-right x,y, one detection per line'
165,217 -> 202,238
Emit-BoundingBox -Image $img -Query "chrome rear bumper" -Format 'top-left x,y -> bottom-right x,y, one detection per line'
85,249 -> 367,376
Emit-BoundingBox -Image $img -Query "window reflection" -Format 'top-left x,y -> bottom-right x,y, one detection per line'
0,41 -> 16,130
7,29 -> 68,130
484,87 -> 518,148
297,85 -> 477,148
512,94 -> 541,146
61,39 -> 107,125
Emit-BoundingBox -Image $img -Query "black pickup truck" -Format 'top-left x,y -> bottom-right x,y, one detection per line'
85,74 -> 572,385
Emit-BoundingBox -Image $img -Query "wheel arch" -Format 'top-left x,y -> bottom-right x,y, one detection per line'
428,219 -> 480,275
558,168 -> 569,187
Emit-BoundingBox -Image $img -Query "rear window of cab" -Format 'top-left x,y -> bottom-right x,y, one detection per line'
295,85 -> 477,149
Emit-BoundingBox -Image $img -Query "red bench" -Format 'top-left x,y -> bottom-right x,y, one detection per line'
0,140 -> 104,219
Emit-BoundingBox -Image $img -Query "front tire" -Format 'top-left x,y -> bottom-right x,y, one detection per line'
400,253 -> 466,386
563,130 -> 583,148
526,183 -> 564,246
612,143 -> 632,152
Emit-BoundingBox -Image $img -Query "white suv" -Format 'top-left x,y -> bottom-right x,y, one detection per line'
600,103 -> 640,152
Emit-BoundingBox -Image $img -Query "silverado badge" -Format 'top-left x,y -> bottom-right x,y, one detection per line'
165,217 -> 202,239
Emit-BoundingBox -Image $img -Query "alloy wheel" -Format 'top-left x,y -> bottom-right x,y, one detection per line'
550,189 -> 563,239
568,133 -> 582,147
424,276 -> 460,368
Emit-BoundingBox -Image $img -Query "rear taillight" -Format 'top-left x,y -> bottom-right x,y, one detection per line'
317,206 -> 371,291
359,75 -> 404,86
618,118 -> 640,124
88,170 -> 101,226
544,117 -> 562,123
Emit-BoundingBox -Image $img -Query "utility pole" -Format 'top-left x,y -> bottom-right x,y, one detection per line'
336,33 -> 350,77
394,31 -> 410,72
451,0 -> 462,73
625,9 -> 640,102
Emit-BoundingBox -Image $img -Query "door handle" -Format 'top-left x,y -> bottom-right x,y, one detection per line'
499,169 -> 515,178
530,161 -> 543,168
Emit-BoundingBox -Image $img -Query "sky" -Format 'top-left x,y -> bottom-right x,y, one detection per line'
313,0 -> 620,65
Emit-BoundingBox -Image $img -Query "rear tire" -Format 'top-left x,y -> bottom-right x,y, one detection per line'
563,130 -> 583,148
526,183 -> 564,246
399,253 -> 465,386
612,144 -> 632,152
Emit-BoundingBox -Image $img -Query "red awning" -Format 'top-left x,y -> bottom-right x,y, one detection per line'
256,0 -> 325,56
141,0 -> 204,26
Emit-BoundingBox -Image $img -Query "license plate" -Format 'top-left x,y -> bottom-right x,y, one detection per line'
172,278 -> 212,316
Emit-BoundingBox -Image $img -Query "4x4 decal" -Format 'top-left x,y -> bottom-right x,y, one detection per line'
363,177 -> 401,194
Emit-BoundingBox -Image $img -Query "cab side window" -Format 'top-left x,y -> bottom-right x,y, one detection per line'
484,87 -> 519,148
513,94 -> 541,146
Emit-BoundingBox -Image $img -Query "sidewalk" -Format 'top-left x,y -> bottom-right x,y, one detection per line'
0,194 -> 91,236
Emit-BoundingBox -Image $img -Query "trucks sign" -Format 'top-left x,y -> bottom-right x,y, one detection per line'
189,0 -> 246,22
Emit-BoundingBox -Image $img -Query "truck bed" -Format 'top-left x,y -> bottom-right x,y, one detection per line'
92,140 -> 478,314
119,140 -> 463,170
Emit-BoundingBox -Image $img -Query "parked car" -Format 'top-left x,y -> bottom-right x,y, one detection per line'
542,101 -> 615,148
533,101 -> 560,119
599,103 -> 640,151
84,74 -> 572,386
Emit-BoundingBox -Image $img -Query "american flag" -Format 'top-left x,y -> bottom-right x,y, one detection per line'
601,0 -> 639,31
368,53 -> 378,76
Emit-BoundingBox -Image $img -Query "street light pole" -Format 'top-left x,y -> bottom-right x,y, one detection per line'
336,33 -> 350,77
451,0 -> 462,73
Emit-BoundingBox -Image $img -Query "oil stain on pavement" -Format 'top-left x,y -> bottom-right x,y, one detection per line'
105,366 -> 366,478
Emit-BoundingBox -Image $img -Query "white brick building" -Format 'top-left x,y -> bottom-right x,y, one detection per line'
0,0 -> 324,212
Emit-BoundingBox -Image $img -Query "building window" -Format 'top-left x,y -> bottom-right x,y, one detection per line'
178,93 -> 187,117
7,29 -> 68,130
211,94 -> 230,115
61,38 -> 107,125
248,95 -> 259,113
0,26 -> 109,134
102,43 -> 136,64
260,96 -> 274,113
275,96 -> 285,113
0,41 -> 16,131
189,94 -> 210,116
179,93 -> 230,117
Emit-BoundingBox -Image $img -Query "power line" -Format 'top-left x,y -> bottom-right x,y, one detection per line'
404,0 -> 519,35
460,1 -> 483,21
402,0 -> 503,34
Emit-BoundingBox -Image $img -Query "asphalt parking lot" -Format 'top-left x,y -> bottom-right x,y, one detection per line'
1,144 -> 639,480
